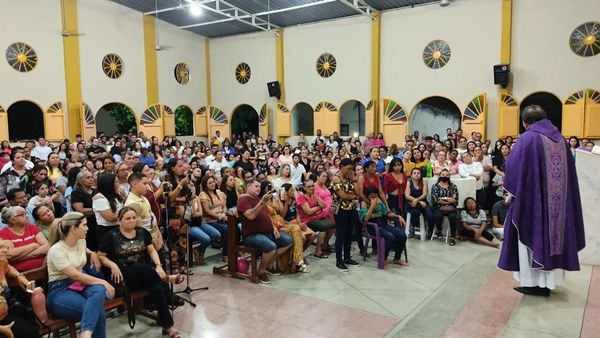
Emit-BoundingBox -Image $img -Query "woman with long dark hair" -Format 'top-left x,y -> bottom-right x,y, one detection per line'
199,175 -> 228,261
71,170 -> 99,251
404,168 -> 434,238
93,173 -> 123,244
383,158 -> 406,216
431,169 -> 459,245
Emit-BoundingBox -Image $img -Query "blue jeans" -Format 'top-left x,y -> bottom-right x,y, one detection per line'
47,266 -> 107,338
367,217 -> 407,260
189,221 -> 221,253
244,232 -> 292,254
206,221 -> 229,255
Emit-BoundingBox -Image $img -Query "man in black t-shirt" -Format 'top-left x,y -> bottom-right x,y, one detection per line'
490,192 -> 509,240
87,138 -> 106,161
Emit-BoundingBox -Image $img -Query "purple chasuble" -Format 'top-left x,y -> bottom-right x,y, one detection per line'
498,119 -> 585,271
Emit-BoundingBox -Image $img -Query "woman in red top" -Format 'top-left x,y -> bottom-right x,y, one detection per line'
0,206 -> 49,271
357,160 -> 388,209
383,158 -> 406,215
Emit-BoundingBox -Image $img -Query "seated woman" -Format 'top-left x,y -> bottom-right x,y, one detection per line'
199,176 -> 228,262
32,205 -> 59,240
46,212 -> 113,338
297,178 -> 336,259
359,187 -> 408,266
430,169 -> 459,245
279,183 -> 316,252
0,240 -> 40,338
0,206 -> 49,272
404,168 -> 434,238
261,181 -> 310,273
98,207 -> 183,338
460,197 -> 499,249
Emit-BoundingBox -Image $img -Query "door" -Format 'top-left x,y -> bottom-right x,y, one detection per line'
195,106 -> 208,136
314,101 -> 338,136
584,89 -> 600,138
45,102 -> 66,141
163,105 -> 175,137
0,106 -> 8,141
81,103 -> 97,141
498,94 -> 519,138
207,106 -> 230,139
562,91 -> 585,137
275,103 -> 290,137
139,104 -> 166,139
462,93 -> 487,139
382,99 -> 408,147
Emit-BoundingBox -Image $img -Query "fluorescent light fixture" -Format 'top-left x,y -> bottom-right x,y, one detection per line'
190,2 -> 202,16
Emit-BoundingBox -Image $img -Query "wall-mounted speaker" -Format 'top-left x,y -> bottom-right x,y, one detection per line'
267,81 -> 281,99
493,64 -> 510,88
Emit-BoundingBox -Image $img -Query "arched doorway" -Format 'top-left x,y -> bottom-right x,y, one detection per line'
231,104 -> 259,139
96,103 -> 137,136
7,101 -> 44,141
409,96 -> 461,138
339,100 -> 365,136
520,92 -> 562,133
175,105 -> 193,136
291,102 -> 314,135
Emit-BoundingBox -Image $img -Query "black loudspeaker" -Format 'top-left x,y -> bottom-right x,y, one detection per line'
267,81 -> 281,99
493,64 -> 510,88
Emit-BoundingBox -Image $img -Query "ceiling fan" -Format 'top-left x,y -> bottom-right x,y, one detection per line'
153,0 -> 173,51
59,0 -> 86,37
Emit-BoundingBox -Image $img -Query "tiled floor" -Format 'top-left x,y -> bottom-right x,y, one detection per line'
106,239 -> 597,338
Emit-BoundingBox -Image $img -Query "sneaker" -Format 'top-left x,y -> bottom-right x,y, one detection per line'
344,259 -> 360,266
259,273 -> 271,284
336,262 -> 349,271
267,267 -> 282,276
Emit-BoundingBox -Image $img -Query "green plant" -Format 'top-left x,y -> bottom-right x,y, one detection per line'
175,105 -> 194,136
231,105 -> 259,136
107,103 -> 137,134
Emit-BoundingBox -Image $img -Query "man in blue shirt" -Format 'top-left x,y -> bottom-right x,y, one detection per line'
139,147 -> 155,168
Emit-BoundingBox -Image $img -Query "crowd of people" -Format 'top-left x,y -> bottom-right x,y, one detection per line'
0,122 -> 593,337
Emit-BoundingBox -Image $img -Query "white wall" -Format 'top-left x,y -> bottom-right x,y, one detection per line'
0,0 -> 66,111
156,21 -> 207,112
381,0 -> 501,139
209,32 -> 276,118
285,16 -> 372,109
78,0 -> 146,117
512,0 -> 600,101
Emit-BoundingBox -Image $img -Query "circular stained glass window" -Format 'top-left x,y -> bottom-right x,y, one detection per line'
423,40 -> 451,69
6,42 -> 37,72
569,22 -> 600,57
235,63 -> 251,84
102,53 -> 123,79
316,53 -> 337,78
174,63 -> 190,85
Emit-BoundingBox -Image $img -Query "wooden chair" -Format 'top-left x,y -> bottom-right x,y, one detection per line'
13,267 -> 78,338
213,214 -> 259,283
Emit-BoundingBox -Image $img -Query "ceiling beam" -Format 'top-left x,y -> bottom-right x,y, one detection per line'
179,0 -> 337,29
144,0 -> 279,32
144,0 -> 216,15
337,0 -> 375,18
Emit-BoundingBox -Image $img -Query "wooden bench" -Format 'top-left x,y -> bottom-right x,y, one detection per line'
10,266 -> 154,337
212,214 -> 259,283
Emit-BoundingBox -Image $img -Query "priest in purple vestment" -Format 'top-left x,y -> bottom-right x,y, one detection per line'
497,105 -> 585,297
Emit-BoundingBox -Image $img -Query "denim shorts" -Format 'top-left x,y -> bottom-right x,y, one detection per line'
244,232 -> 292,254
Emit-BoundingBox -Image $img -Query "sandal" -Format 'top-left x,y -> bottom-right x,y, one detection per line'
297,264 -> 310,273
313,253 -> 329,259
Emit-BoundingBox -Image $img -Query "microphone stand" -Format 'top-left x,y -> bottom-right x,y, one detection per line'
172,186 -> 208,308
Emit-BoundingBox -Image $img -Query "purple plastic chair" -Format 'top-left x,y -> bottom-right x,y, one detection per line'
361,219 -> 408,270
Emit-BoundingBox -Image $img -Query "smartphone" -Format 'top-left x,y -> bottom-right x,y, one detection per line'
26,280 -> 36,293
